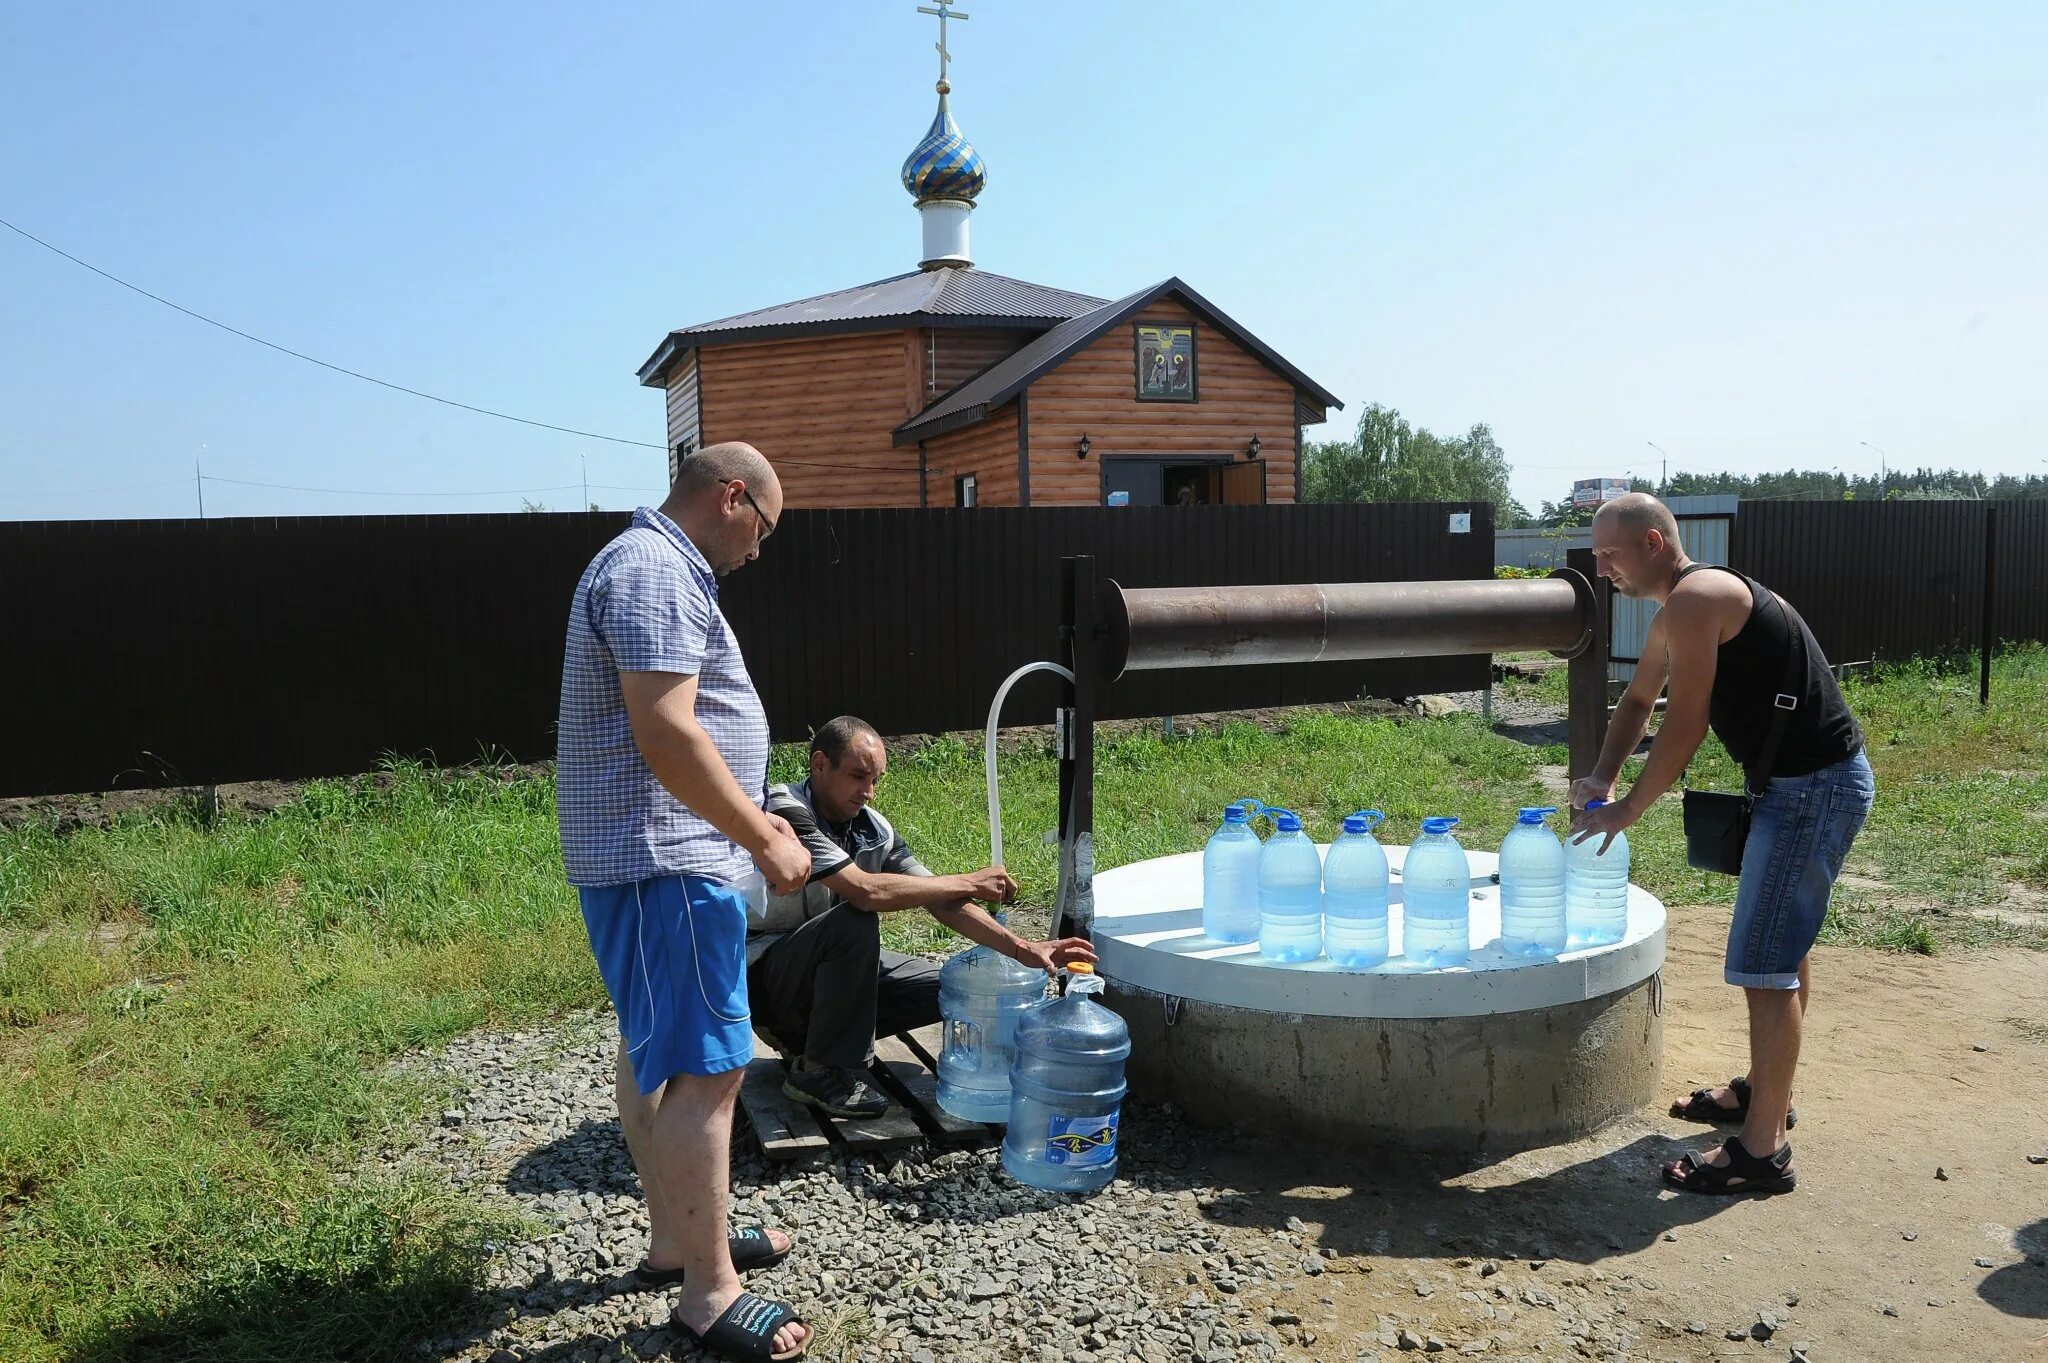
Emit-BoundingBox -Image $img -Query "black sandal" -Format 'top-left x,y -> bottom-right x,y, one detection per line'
1662,1136 -> 1797,1196
1669,1076 -> 1797,1130
674,1290 -> 808,1362
631,1226 -> 791,1287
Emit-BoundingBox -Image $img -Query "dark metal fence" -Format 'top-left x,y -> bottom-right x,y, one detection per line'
0,504 -> 1494,796
1731,500 -> 2041,668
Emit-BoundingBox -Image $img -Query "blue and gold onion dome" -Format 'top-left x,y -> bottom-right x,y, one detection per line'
900,81 -> 986,204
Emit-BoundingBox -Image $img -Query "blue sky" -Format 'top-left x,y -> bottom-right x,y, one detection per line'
3,1 -> 2042,520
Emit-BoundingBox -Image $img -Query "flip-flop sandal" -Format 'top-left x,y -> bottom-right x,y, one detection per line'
1669,1076 -> 1797,1130
632,1226 -> 791,1287
674,1290 -> 808,1362
1661,1135 -> 1797,1196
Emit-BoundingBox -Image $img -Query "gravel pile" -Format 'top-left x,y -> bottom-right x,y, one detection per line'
384,1014 -> 1775,1363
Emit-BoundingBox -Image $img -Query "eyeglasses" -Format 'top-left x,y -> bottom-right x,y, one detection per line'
725,481 -> 774,543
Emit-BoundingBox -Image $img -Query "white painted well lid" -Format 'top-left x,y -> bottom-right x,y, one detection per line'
1092,846 -> 1666,1020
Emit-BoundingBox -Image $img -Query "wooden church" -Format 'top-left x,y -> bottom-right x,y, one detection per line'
638,8 -> 1340,510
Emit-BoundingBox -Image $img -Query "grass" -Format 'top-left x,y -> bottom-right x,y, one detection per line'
3,649 -> 2044,1359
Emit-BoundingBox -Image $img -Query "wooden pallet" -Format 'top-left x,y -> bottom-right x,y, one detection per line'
738,1025 -> 992,1163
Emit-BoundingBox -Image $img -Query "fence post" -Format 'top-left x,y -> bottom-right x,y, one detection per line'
1981,503 -> 1998,706
1565,547 -> 1611,779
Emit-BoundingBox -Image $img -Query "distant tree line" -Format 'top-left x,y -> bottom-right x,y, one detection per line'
1300,403 -> 2048,528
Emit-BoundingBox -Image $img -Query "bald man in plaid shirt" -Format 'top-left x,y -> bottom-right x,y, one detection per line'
557,442 -> 812,1360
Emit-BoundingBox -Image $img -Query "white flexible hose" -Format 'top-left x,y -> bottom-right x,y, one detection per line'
984,660 -> 1075,868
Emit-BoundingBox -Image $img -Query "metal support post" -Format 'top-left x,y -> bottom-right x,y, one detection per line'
1565,547 -> 1612,779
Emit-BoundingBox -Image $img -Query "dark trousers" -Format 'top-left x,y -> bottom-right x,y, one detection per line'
746,905 -> 942,1070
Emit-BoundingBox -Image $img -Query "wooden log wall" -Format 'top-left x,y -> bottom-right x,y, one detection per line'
922,403 -> 1022,505
697,330 -> 923,509
1025,301 -> 1303,505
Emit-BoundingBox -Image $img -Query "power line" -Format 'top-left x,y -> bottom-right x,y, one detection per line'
0,215 -> 666,450
6,478 -> 196,499
199,476 -> 592,498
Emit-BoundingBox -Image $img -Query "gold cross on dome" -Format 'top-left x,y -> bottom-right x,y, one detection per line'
916,1 -> 970,83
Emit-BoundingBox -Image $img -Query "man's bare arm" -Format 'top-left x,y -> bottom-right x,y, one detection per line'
619,670 -> 807,889
1616,594 -> 1719,812
1576,615 -> 1671,805
820,863 -> 1015,914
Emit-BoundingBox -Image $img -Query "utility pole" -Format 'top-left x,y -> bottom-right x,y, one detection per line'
195,448 -> 206,518
1646,441 -> 1669,494
1861,441 -> 1889,487
581,452 -> 589,510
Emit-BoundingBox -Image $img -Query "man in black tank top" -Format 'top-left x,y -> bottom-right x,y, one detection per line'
1573,494 -> 1875,1197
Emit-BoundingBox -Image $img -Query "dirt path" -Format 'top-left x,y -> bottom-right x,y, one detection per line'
1167,911 -> 2048,1361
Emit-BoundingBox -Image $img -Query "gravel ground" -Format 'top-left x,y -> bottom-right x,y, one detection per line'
388,1015 -> 1730,1363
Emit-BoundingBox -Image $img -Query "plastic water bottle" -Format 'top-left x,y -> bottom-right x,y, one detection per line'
1498,807 -> 1567,957
1322,810 -> 1390,968
1201,800 -> 1266,944
1566,800 -> 1631,947
935,921 -> 1049,1122
1002,964 -> 1131,1193
1402,816 -> 1472,967
1257,809 -> 1324,962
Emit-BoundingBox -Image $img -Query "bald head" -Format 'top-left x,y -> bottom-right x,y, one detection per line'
1593,492 -> 1679,543
674,441 -> 776,499
665,441 -> 783,577
1590,492 -> 1688,601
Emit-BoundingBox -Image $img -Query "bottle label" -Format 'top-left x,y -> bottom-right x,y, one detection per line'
1045,1110 -> 1119,1167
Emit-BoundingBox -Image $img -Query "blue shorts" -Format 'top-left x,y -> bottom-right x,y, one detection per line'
1727,750 -> 1876,989
579,874 -> 753,1092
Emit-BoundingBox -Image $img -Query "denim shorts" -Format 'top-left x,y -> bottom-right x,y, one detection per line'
1726,750 -> 1877,988
579,873 -> 754,1092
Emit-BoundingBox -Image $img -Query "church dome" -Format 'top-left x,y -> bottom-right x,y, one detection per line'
900,82 -> 987,204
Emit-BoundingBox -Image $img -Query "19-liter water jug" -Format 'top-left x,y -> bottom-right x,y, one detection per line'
1566,800 -> 1631,947
936,922 -> 1049,1122
1257,809 -> 1324,962
1402,816 -> 1472,967
1002,964 -> 1132,1193
1498,806 -> 1567,957
1202,800 -> 1266,943
1322,810 -> 1391,968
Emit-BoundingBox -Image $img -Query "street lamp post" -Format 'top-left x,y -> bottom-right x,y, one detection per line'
1646,442 -> 1669,494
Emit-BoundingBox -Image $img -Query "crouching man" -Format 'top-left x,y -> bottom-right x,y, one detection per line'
749,715 -> 1096,1117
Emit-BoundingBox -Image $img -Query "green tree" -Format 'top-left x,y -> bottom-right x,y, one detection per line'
1301,403 -> 1527,519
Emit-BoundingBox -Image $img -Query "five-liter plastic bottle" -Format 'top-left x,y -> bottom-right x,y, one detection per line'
1498,807 -> 1567,956
1201,799 -> 1266,943
1257,808 -> 1325,962
1322,810 -> 1391,968
1402,816 -> 1472,966
1567,799 -> 1631,946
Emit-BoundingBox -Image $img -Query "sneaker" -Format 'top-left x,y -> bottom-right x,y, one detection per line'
782,1064 -> 889,1118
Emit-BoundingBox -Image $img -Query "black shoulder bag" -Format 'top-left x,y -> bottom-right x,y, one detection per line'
1680,592 -> 1803,875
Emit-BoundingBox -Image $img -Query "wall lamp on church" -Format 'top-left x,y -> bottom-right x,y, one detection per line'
1076,434 -> 1092,461
1244,435 -> 1262,461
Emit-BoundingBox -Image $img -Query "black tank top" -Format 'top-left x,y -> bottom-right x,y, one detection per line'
1675,564 -> 1862,779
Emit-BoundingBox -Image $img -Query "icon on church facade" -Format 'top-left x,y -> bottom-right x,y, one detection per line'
1134,324 -> 1198,402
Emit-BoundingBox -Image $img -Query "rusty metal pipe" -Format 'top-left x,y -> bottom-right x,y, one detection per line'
1100,571 -> 1596,679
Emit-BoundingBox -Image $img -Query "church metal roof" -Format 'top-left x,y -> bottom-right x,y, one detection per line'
893,278 -> 1344,444
636,269 -> 1106,386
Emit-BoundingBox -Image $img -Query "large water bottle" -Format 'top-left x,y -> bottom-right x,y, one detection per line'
1257,809 -> 1324,962
1498,807 -> 1567,957
1566,800 -> 1631,947
1402,816 -> 1472,967
1201,800 -> 1266,944
1322,810 -> 1390,968
935,922 -> 1049,1122
1002,964 -> 1132,1194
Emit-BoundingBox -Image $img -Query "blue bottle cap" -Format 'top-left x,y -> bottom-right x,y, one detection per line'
1421,816 -> 1461,835
1585,798 -> 1608,810
1223,803 -> 1249,822
1341,809 -> 1385,835
1517,806 -> 1559,825
1270,808 -> 1302,832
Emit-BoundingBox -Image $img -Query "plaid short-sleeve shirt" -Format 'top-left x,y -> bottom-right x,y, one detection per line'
556,507 -> 770,888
